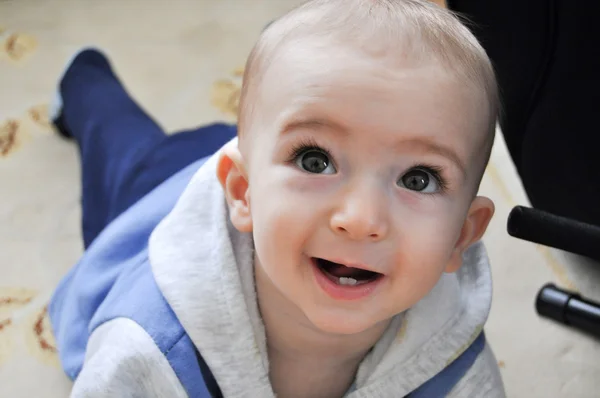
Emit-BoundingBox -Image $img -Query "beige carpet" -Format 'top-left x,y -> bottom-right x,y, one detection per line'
1,1 -> 599,397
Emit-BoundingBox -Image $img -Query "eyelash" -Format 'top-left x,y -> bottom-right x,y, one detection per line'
286,137 -> 334,164
286,139 -> 449,194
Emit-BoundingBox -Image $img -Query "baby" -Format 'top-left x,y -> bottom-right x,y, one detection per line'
49,0 -> 505,397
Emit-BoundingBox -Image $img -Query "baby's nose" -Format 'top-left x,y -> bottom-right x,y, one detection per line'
329,186 -> 389,241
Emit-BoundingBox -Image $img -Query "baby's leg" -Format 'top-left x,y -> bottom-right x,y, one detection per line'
53,49 -> 237,249
53,48 -> 167,248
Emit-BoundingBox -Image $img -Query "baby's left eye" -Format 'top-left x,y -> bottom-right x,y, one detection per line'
397,168 -> 439,193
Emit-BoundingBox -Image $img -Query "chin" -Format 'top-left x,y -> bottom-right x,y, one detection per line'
305,309 -> 380,336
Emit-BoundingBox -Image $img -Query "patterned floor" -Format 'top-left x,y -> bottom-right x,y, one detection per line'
1,1 -> 599,397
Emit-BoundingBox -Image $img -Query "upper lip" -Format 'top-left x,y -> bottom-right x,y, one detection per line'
313,256 -> 385,275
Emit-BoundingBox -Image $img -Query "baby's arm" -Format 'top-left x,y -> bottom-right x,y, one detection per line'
70,318 -> 188,398
447,342 -> 506,398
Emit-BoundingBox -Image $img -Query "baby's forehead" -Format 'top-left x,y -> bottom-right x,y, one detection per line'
260,31 -> 427,79
259,37 -> 452,97
257,38 -> 481,119
251,42 -> 484,157
262,55 -> 479,133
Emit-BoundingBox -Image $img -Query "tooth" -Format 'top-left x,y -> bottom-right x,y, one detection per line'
339,277 -> 358,286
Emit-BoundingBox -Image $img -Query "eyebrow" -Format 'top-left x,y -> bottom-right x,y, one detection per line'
280,117 -> 349,137
280,117 -> 467,178
399,137 -> 468,179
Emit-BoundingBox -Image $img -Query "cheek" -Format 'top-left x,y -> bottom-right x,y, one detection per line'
248,176 -> 316,272
248,165 -> 333,237
389,211 -> 462,294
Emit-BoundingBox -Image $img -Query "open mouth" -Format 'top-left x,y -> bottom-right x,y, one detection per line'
313,258 -> 383,287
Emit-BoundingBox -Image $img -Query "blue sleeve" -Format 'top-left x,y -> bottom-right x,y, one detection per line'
48,158 -> 205,380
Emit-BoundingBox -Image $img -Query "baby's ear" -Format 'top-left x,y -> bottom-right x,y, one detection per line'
216,143 -> 253,233
445,196 -> 495,273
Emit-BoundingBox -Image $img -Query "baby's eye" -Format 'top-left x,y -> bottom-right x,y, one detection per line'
397,168 -> 439,193
295,149 -> 337,174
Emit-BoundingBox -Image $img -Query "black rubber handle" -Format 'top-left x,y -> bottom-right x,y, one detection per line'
507,206 -> 600,261
536,284 -> 600,338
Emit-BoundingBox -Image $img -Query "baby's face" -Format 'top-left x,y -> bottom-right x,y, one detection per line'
239,41 -> 492,335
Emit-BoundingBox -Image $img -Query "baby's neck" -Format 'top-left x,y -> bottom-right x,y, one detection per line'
255,263 -> 390,398
267,348 -> 361,398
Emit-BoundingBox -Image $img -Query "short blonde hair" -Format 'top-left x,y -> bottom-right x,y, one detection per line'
238,0 -> 499,179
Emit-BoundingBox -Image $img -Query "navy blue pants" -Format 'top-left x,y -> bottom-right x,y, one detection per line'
58,49 -> 237,248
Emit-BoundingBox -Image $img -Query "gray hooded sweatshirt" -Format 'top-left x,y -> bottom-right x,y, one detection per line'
62,146 -> 505,397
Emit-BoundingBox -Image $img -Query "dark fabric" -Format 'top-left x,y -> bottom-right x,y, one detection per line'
449,0 -> 600,227
57,49 -> 237,248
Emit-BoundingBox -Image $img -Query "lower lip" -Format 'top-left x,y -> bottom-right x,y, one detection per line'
311,258 -> 383,301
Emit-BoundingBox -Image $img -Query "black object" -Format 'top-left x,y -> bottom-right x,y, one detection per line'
508,206 -> 600,262
506,205 -> 600,337
449,0 -> 600,228
536,284 -> 600,338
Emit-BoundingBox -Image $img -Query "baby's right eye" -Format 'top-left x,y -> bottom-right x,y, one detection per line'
295,149 -> 337,174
